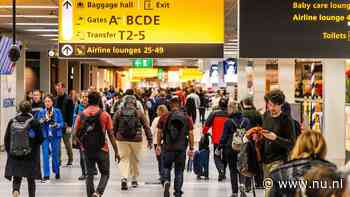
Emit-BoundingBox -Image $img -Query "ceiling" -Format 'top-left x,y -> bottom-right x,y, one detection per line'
0,0 -> 238,65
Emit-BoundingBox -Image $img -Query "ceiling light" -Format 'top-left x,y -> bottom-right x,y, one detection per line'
26,29 -> 58,32
39,34 -> 58,37
0,5 -> 58,9
4,23 -> 58,26
0,15 -> 57,18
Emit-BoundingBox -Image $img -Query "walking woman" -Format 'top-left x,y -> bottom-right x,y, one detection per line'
219,102 -> 251,197
4,101 -> 43,197
36,95 -> 64,182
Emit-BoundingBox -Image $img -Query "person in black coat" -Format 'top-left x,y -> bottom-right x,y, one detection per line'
219,102 -> 251,197
54,81 -> 74,166
31,89 -> 44,180
4,100 -> 44,197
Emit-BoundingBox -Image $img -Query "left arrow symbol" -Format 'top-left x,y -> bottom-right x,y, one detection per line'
63,0 -> 72,9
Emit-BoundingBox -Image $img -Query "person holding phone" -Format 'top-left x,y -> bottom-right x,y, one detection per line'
260,90 -> 296,196
36,95 -> 64,182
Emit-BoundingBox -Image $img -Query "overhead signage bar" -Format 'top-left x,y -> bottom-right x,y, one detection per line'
59,0 -> 224,58
240,0 -> 350,58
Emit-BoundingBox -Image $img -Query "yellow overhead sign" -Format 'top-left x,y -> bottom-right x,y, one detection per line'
180,68 -> 203,81
130,68 -> 159,79
58,0 -> 224,58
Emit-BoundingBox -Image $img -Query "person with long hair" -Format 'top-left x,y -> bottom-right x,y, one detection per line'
269,130 -> 336,197
36,95 -> 64,182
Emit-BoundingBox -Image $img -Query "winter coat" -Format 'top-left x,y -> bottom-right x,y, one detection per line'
4,113 -> 44,180
203,110 -> 229,145
55,93 -> 74,127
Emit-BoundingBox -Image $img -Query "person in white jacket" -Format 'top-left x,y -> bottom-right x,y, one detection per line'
151,105 -> 168,181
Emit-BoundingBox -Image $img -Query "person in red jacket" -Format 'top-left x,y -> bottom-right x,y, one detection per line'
202,98 -> 229,181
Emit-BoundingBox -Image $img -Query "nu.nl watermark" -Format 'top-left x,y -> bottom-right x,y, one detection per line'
263,178 -> 344,190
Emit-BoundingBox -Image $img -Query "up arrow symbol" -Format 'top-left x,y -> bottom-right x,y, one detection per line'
63,0 -> 72,9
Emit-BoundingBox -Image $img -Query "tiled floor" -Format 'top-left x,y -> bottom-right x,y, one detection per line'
0,145 -> 264,197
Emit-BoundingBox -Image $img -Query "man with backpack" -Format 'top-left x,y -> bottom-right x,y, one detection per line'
74,91 -> 120,197
113,95 -> 153,191
156,97 -> 195,197
4,100 -> 43,197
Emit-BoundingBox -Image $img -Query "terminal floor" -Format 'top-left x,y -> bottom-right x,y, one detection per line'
0,146 -> 264,197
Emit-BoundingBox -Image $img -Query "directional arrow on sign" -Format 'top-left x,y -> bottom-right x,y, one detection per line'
63,0 -> 72,9
61,45 -> 73,56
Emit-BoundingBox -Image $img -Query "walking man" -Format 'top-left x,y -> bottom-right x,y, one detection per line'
55,82 -> 74,166
74,91 -> 120,197
113,95 -> 153,190
156,97 -> 195,197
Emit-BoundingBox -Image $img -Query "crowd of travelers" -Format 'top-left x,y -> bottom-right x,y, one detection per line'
3,82 -> 349,197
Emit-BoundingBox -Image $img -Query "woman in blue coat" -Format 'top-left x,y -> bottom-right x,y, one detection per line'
36,95 -> 64,182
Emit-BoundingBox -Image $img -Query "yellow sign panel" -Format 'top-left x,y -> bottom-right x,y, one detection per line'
130,68 -> 159,79
180,68 -> 203,81
58,0 -> 224,58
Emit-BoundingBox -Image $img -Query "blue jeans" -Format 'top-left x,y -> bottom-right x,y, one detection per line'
42,137 -> 61,177
163,151 -> 186,196
199,150 -> 209,177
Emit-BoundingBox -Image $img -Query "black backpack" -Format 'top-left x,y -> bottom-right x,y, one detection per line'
79,111 -> 105,157
9,114 -> 33,157
163,112 -> 188,151
238,141 -> 259,177
118,107 -> 141,139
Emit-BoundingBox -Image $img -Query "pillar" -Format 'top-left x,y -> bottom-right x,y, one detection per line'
40,51 -> 50,93
16,48 -> 25,102
278,59 -> 295,103
253,59 -> 266,111
323,59 -> 346,166
238,59 -> 249,101
58,59 -> 68,89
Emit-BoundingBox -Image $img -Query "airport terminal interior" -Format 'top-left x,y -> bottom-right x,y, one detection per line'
0,0 -> 350,197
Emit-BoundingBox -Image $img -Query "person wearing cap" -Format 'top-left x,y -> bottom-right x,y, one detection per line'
202,97 -> 229,181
